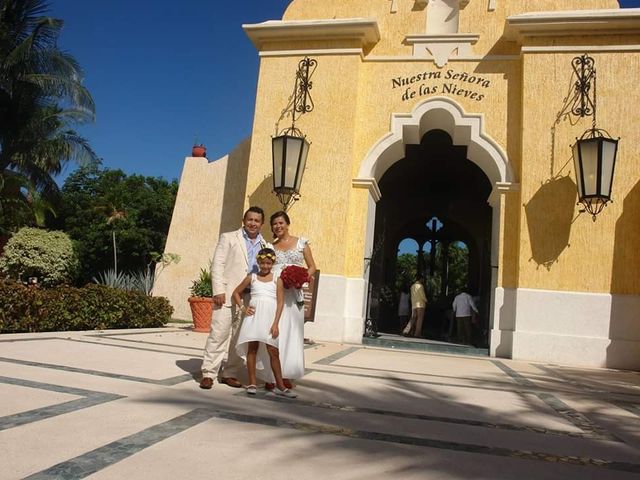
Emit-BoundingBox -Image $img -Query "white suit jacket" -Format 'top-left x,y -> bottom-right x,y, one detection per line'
211,228 -> 267,306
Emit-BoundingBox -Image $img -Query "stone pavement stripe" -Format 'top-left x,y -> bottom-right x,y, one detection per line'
62,337 -> 198,357
85,334 -> 204,352
304,366 -> 633,443
0,336 -> 65,343
614,402 -> 640,418
0,396 -> 122,432
305,366 -> 556,396
0,376 -> 123,431
537,392 -> 620,441
491,360 -> 537,387
310,353 -> 569,396
24,406 -> 640,479
239,391 -> 599,439
536,364 -> 640,406
492,360 -> 619,442
314,346 -> 361,365
82,333 -> 319,352
0,330 -> 184,344
211,409 -> 640,474
0,375 -> 118,397
204,408 -> 640,473
24,408 -> 217,480
88,329 -> 184,337
0,357 -> 193,386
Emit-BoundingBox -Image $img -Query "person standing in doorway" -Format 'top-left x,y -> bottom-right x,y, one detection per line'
199,206 -> 268,390
452,288 -> 478,346
403,275 -> 427,338
397,284 -> 411,334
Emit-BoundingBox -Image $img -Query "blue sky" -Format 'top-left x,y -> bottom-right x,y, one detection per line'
50,0 -> 640,183
50,0 -> 290,182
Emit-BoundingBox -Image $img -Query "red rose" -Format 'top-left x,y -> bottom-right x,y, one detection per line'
280,265 -> 309,289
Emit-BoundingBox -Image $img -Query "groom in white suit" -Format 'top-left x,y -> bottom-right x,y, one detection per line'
200,206 -> 268,389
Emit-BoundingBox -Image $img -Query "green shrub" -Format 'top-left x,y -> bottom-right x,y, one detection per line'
93,268 -> 138,291
0,280 -> 173,333
0,227 -> 79,286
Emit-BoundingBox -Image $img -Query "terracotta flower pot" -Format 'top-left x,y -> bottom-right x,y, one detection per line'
192,145 -> 207,157
188,296 -> 213,333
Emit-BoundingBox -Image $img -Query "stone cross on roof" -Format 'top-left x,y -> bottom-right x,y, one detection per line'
390,1 -> 497,19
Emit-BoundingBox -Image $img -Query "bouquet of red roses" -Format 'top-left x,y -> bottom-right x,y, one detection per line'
280,265 -> 309,289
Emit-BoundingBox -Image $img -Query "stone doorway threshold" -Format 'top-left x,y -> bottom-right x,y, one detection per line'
363,332 -> 489,357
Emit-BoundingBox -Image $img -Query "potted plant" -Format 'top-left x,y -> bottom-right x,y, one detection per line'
188,267 -> 213,333
192,144 -> 206,157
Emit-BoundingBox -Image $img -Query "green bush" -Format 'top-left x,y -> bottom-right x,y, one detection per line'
0,227 -> 79,286
0,280 -> 173,333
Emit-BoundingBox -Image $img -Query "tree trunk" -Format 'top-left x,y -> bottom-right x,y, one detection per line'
112,229 -> 118,276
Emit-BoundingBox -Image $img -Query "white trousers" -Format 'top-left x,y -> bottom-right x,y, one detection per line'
201,304 -> 245,379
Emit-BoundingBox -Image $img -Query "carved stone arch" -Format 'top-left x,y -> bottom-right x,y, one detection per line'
356,97 -> 518,194
353,97 -> 519,351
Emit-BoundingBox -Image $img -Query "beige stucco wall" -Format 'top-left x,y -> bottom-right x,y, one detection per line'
154,138 -> 251,320
283,0 -> 620,56
244,53 -> 365,277
517,47 -> 640,295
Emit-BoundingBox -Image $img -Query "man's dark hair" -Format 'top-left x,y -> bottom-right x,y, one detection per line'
244,206 -> 265,222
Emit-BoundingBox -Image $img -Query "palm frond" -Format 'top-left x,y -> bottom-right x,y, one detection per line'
22,73 -> 95,115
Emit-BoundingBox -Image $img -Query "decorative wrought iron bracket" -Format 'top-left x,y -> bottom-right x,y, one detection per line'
570,54 -> 597,125
276,57 -> 317,137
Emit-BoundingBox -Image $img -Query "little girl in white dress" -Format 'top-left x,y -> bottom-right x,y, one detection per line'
233,248 -> 297,398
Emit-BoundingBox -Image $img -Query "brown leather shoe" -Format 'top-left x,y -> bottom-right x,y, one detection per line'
199,377 -> 214,389
220,377 -> 242,388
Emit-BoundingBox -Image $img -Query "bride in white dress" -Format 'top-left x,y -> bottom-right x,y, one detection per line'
270,211 -> 317,384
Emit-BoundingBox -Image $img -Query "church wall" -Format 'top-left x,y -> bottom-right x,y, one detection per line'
517,48 -> 640,295
245,53 -> 522,282
495,36 -> 640,368
159,0 -> 640,365
244,53 -> 364,275
282,0 -> 619,57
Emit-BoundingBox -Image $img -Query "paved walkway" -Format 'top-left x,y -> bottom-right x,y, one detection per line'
1,327 -> 640,479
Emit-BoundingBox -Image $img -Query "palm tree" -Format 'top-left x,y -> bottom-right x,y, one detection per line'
0,0 -> 97,229
105,204 -> 126,276
0,169 -> 30,232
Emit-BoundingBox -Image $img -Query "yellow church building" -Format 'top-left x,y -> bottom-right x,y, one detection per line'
154,0 -> 640,370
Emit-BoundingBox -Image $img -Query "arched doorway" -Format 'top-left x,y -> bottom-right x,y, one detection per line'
370,129 -> 493,347
354,98 -> 519,352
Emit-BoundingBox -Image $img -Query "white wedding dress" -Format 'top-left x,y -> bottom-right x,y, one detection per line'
236,274 -> 279,383
273,237 -> 308,379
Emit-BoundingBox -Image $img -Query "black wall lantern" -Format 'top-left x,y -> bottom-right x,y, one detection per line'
569,55 -> 619,221
272,57 -> 317,211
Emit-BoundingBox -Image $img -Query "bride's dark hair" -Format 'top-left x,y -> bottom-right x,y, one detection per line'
270,210 -> 290,225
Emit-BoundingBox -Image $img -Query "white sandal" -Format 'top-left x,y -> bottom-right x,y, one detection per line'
246,385 -> 257,395
274,387 -> 297,399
